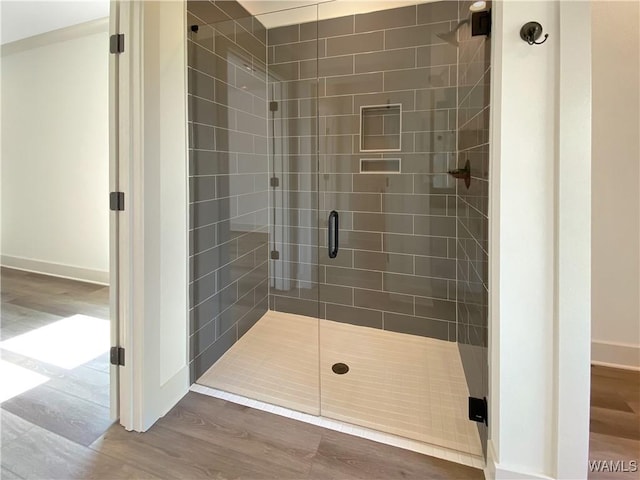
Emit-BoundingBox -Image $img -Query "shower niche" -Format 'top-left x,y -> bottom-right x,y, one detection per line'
187,0 -> 491,466
360,104 -> 402,152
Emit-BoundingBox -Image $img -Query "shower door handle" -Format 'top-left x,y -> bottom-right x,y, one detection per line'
328,210 -> 339,259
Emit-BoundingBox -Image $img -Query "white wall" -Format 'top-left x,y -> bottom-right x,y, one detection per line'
489,2 -> 558,475
115,0 -> 189,431
591,0 -> 640,370
1,1 -> 109,44
1,20 -> 110,284
488,1 -> 591,479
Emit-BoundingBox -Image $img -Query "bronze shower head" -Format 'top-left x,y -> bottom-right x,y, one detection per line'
436,18 -> 469,47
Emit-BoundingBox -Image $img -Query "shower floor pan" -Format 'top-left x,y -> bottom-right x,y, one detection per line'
197,310 -> 482,458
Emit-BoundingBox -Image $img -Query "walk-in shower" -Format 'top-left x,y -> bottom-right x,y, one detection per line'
187,0 -> 490,466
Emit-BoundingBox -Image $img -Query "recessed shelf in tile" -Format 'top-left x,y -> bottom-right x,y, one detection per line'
360,104 -> 402,152
360,158 -> 401,173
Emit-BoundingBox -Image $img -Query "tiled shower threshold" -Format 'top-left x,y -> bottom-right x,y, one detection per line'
195,310 -> 484,467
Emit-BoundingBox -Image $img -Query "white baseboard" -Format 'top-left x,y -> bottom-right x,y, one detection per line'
591,340 -> 640,371
484,441 -> 497,480
1,255 -> 108,286
485,441 -> 553,480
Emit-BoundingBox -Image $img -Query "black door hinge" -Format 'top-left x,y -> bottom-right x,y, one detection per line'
469,397 -> 488,425
270,250 -> 280,260
110,346 -> 125,366
110,33 -> 125,54
269,101 -> 278,112
270,177 -> 280,187
110,192 -> 125,211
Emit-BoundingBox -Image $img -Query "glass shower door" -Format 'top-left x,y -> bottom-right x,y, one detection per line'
454,0 -> 491,458
189,0 -> 490,461
189,3 -> 322,417
260,5 -> 322,415
316,0 -> 487,458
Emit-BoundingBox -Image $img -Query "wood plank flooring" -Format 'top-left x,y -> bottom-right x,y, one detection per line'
1,268 -> 113,451
0,268 -> 129,478
0,268 -> 483,479
2,267 -> 638,479
94,393 -> 483,480
589,365 -> 640,479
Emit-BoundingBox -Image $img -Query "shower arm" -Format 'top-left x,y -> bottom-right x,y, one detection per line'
453,18 -> 470,32
437,18 -> 470,47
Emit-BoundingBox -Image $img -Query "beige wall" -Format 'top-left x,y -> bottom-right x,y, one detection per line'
1,20 -> 109,284
591,0 -> 640,369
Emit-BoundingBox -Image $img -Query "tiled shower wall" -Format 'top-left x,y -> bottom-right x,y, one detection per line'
455,0 -> 491,454
267,1 -> 463,341
187,0 -> 269,382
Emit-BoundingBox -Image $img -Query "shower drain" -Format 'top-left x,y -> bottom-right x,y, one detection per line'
332,363 -> 349,375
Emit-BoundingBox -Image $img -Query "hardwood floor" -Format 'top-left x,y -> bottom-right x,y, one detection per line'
589,365 -> 640,479
0,268 -> 113,449
2,267 -> 638,479
0,268 -> 482,479
3,391 -> 483,480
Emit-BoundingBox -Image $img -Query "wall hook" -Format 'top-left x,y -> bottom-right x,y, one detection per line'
520,21 -> 549,45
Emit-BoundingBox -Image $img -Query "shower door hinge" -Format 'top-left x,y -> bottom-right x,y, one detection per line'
270,250 -> 280,260
471,10 -> 491,37
269,101 -> 278,112
110,33 -> 125,54
468,396 -> 488,425
270,177 -> 279,187
110,346 -> 125,366
110,192 -> 125,211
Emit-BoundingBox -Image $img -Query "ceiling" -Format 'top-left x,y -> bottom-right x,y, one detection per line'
241,1 -> 427,28
1,1 -> 109,45
0,0 -> 433,45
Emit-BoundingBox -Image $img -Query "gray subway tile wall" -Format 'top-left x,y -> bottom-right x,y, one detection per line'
188,0 -> 269,382
267,1 -> 462,341
186,1 -> 490,380
326,31 -> 384,56
267,11 -> 322,321
325,304 -> 383,329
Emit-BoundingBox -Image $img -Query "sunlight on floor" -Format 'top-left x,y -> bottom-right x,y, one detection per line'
0,360 -> 49,402
0,314 -> 110,369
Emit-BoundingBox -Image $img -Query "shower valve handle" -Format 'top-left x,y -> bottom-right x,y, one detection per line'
447,160 -> 471,189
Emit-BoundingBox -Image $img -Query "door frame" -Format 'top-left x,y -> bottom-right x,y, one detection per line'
110,0 -> 190,432
486,1 -> 592,478
108,0 -> 120,422
108,0 -> 131,427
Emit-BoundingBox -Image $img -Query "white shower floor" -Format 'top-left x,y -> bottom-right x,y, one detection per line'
197,310 -> 482,457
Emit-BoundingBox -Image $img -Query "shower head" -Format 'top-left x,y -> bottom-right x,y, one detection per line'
436,19 -> 469,47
